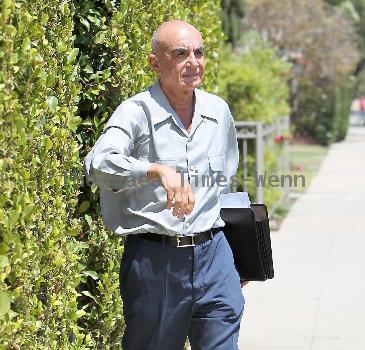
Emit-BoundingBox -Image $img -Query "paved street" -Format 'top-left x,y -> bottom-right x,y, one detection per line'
238,126 -> 365,350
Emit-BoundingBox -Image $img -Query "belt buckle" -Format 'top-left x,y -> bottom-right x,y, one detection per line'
176,234 -> 195,248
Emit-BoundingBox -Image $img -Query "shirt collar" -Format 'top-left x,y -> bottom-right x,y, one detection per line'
194,88 -> 219,122
148,79 -> 218,125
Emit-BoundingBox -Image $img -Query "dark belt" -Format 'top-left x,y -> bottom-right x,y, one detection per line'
137,228 -> 221,248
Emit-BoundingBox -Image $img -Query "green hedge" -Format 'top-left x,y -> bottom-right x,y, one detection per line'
293,76 -> 355,145
332,77 -> 354,142
0,0 -> 223,348
0,0 -> 84,348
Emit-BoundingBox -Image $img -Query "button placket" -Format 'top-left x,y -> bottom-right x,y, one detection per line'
186,138 -> 192,184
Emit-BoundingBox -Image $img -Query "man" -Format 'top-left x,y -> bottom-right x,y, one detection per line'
84,20 -> 245,350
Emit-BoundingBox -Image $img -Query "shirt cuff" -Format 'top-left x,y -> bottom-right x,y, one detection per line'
130,158 -> 152,182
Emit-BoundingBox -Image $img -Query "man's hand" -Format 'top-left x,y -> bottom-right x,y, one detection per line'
240,280 -> 249,288
147,164 -> 195,218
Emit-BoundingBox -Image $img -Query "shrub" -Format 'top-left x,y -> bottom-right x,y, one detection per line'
217,32 -> 291,207
218,32 -> 290,123
0,1 -> 84,348
1,0 -> 224,348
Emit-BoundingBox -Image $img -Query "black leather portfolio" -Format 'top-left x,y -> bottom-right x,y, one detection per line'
220,204 -> 274,281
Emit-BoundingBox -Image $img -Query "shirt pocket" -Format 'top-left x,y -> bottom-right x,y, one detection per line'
208,153 -> 225,173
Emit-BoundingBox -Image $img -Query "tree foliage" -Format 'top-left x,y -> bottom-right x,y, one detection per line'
220,0 -> 245,47
245,0 -> 359,143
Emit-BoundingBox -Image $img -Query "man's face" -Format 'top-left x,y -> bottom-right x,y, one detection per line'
150,28 -> 205,93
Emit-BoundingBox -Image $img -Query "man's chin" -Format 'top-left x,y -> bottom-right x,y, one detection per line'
181,76 -> 202,88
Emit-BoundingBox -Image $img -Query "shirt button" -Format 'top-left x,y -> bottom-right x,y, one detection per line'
185,222 -> 190,227
187,138 -> 192,143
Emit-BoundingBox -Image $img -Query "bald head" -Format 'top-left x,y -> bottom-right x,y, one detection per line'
151,20 -> 202,54
148,19 -> 205,93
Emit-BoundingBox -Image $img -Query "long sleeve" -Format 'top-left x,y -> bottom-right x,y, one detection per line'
220,106 -> 239,195
84,100 -> 152,191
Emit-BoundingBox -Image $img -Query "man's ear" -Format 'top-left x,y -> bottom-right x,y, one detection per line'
148,53 -> 160,74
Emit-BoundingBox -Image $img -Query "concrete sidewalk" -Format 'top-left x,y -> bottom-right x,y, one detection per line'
238,126 -> 365,350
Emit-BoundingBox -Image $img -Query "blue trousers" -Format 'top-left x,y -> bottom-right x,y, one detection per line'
119,230 -> 245,350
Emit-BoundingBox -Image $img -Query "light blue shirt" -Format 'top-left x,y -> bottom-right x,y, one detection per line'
84,80 -> 239,236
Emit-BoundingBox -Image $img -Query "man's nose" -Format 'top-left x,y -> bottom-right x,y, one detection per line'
186,52 -> 199,68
